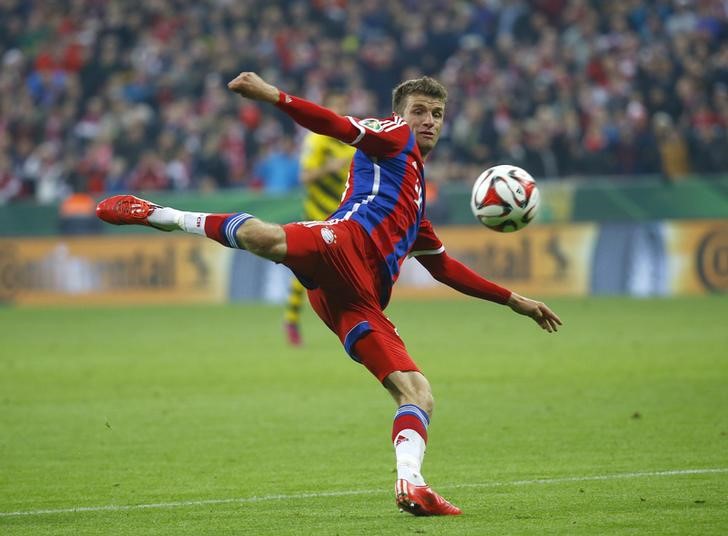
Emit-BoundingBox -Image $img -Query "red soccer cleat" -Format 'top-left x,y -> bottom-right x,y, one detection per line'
284,322 -> 302,347
96,195 -> 170,230
395,479 -> 462,516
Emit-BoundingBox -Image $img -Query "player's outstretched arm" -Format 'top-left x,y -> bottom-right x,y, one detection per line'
506,293 -> 562,333
227,71 -> 359,144
417,251 -> 562,333
227,71 -> 405,156
416,252 -> 511,304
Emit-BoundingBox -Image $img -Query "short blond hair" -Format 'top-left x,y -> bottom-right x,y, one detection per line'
392,76 -> 448,115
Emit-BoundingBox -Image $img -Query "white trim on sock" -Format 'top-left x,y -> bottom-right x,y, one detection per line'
181,212 -> 209,235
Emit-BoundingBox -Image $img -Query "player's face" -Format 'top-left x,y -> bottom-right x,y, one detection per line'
401,94 -> 445,158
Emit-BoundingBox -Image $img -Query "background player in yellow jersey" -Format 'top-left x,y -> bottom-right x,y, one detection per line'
284,92 -> 356,346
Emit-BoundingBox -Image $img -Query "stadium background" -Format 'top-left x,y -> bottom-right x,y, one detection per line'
0,0 -> 726,304
0,2 -> 727,534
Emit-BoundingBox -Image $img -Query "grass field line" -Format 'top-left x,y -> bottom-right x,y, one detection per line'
2,467 -> 726,518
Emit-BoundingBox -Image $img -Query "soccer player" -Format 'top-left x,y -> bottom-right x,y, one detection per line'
96,72 -> 562,516
284,91 -> 356,346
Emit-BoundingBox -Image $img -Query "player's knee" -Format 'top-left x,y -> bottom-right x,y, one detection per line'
237,220 -> 287,260
401,387 -> 433,417
386,371 -> 435,417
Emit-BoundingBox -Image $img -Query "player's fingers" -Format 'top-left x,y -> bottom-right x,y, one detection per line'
227,72 -> 245,86
548,310 -> 563,326
541,305 -> 563,327
538,310 -> 560,333
534,312 -> 552,333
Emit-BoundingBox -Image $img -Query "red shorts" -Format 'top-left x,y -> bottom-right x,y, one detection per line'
282,220 -> 419,382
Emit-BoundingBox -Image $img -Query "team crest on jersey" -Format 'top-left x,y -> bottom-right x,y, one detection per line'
321,226 -> 336,245
359,118 -> 383,132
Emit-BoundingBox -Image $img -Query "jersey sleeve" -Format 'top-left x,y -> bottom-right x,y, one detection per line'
344,115 -> 411,158
276,92 -> 361,144
408,217 -> 445,258
411,218 -> 511,304
276,92 -> 410,159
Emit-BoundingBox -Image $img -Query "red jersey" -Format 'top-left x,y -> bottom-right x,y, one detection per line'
277,94 -> 443,287
276,92 -> 511,306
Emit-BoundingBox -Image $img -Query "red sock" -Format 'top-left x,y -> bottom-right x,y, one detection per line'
203,212 -> 253,248
203,214 -> 234,246
392,404 -> 429,443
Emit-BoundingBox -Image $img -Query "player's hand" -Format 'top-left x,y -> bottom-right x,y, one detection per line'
507,293 -> 562,333
227,72 -> 280,104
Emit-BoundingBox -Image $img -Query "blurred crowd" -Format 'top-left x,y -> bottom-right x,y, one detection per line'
1,0 -> 728,204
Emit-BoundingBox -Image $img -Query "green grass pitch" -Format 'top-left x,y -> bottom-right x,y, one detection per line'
1,297 -> 727,535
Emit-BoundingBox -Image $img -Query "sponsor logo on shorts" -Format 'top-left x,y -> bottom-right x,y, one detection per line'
395,434 -> 409,446
321,227 -> 336,245
196,216 -> 202,228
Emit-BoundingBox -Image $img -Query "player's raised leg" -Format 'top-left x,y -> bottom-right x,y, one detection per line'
96,194 -> 287,261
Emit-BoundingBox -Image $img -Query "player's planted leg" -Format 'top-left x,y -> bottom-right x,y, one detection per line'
384,371 -> 462,516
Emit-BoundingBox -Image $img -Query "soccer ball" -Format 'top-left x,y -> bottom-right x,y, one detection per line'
470,164 -> 540,232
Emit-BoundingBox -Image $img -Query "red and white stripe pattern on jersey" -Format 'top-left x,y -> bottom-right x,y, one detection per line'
346,117 -> 367,145
407,218 -> 444,259
382,115 -> 404,132
381,116 -> 406,132
408,245 -> 445,258
345,115 -> 406,142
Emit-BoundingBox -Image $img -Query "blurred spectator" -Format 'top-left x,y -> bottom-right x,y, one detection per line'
0,152 -> 21,203
689,123 -> 728,174
105,157 -> 131,193
653,112 -> 691,181
0,0 -> 727,204
196,134 -> 231,191
22,141 -> 68,203
253,135 -> 300,194
523,119 -> 560,179
128,151 -> 168,191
